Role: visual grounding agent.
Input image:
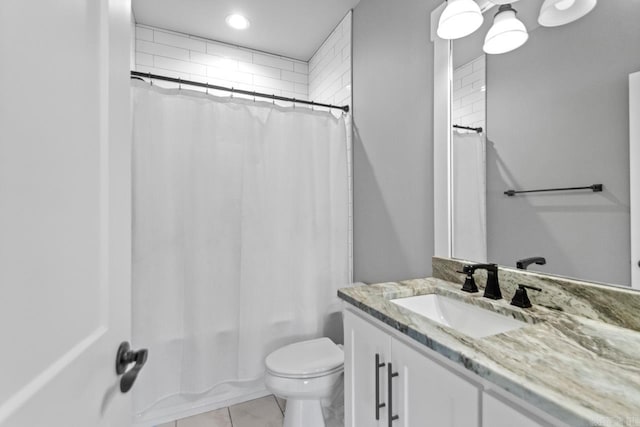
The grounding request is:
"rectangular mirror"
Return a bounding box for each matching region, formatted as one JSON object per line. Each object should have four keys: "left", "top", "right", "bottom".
{"left": 435, "top": 0, "right": 640, "bottom": 288}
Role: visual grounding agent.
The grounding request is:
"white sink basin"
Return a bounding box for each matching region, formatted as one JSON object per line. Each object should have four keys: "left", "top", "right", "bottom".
{"left": 390, "top": 294, "right": 527, "bottom": 339}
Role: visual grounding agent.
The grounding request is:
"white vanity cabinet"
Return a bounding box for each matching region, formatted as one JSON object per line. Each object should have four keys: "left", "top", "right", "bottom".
{"left": 391, "top": 337, "right": 480, "bottom": 426}
{"left": 344, "top": 309, "right": 480, "bottom": 427}
{"left": 482, "top": 392, "right": 554, "bottom": 427}
{"left": 344, "top": 308, "right": 392, "bottom": 426}
{"left": 344, "top": 307, "right": 567, "bottom": 427}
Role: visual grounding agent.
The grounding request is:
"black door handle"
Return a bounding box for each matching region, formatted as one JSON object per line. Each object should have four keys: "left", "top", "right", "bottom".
{"left": 116, "top": 341, "right": 148, "bottom": 393}
{"left": 375, "top": 353, "right": 386, "bottom": 420}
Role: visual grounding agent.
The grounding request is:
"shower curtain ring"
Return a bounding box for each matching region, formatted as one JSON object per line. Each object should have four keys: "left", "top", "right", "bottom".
{"left": 206, "top": 82, "right": 209, "bottom": 95}
{"left": 148, "top": 72, "right": 152, "bottom": 86}
{"left": 293, "top": 98, "right": 296, "bottom": 109}
{"left": 272, "top": 95, "right": 275, "bottom": 105}
{"left": 253, "top": 91, "right": 256, "bottom": 103}
{"left": 231, "top": 88, "right": 234, "bottom": 98}
{"left": 178, "top": 78, "right": 182, "bottom": 90}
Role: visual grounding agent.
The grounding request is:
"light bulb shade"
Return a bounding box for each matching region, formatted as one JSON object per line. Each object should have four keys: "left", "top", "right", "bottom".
{"left": 538, "top": 0, "right": 596, "bottom": 27}
{"left": 437, "top": 0, "right": 484, "bottom": 40}
{"left": 483, "top": 6, "right": 528, "bottom": 54}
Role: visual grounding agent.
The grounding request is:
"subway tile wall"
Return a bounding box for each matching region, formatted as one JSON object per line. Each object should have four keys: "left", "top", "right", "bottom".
{"left": 452, "top": 55, "right": 485, "bottom": 131}
{"left": 309, "top": 12, "right": 352, "bottom": 110}
{"left": 134, "top": 13, "right": 352, "bottom": 111}
{"left": 132, "top": 17, "right": 354, "bottom": 283}
{"left": 307, "top": 12, "right": 353, "bottom": 282}
{"left": 134, "top": 24, "right": 309, "bottom": 103}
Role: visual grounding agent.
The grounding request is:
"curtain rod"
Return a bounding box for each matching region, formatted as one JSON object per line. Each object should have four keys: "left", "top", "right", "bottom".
{"left": 453, "top": 124, "right": 483, "bottom": 133}
{"left": 131, "top": 71, "right": 350, "bottom": 113}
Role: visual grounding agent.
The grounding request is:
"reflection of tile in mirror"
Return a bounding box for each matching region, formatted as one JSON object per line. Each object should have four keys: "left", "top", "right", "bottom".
{"left": 452, "top": 55, "right": 485, "bottom": 132}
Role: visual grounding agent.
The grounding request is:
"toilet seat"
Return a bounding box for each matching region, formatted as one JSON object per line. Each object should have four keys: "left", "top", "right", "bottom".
{"left": 267, "top": 364, "right": 343, "bottom": 379}
{"left": 265, "top": 337, "right": 344, "bottom": 379}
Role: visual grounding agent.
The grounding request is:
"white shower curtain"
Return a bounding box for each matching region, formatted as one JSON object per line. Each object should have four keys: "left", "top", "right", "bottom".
{"left": 452, "top": 131, "right": 487, "bottom": 263}
{"left": 131, "top": 81, "right": 350, "bottom": 421}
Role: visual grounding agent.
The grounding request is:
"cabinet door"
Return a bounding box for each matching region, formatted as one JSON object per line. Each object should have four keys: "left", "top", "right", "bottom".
{"left": 391, "top": 339, "right": 480, "bottom": 427}
{"left": 344, "top": 310, "right": 392, "bottom": 427}
{"left": 483, "top": 392, "right": 554, "bottom": 427}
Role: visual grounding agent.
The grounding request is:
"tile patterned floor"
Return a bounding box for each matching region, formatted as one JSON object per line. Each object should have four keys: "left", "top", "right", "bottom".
{"left": 156, "top": 395, "right": 286, "bottom": 427}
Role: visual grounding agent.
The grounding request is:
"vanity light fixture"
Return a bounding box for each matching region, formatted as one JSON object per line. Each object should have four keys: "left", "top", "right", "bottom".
{"left": 538, "top": 0, "right": 597, "bottom": 27}
{"left": 483, "top": 4, "right": 528, "bottom": 55}
{"left": 437, "top": 0, "right": 484, "bottom": 40}
{"left": 225, "top": 14, "right": 250, "bottom": 30}
{"left": 437, "top": 0, "right": 597, "bottom": 54}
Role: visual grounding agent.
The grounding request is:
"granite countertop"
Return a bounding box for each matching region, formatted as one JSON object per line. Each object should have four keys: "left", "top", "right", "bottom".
{"left": 338, "top": 277, "right": 640, "bottom": 427}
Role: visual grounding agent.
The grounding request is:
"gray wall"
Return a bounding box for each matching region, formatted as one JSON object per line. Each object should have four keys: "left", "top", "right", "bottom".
{"left": 352, "top": 0, "right": 440, "bottom": 283}
{"left": 487, "top": 2, "right": 640, "bottom": 285}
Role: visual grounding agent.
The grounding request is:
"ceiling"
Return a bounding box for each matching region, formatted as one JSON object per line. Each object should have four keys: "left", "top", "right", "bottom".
{"left": 132, "top": 0, "right": 361, "bottom": 61}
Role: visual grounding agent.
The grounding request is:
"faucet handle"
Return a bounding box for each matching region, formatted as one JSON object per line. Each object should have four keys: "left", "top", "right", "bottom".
{"left": 456, "top": 264, "right": 475, "bottom": 274}
{"left": 457, "top": 265, "right": 479, "bottom": 293}
{"left": 510, "top": 284, "right": 542, "bottom": 308}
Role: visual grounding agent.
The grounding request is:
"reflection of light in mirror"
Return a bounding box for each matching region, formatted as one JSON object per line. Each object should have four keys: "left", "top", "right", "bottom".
{"left": 480, "top": 85, "right": 486, "bottom": 92}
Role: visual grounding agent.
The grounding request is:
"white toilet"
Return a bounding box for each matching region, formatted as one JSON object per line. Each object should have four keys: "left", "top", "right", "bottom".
{"left": 265, "top": 337, "right": 344, "bottom": 427}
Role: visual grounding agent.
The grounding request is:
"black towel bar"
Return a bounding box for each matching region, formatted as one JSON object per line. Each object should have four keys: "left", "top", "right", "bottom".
{"left": 453, "top": 124, "right": 483, "bottom": 133}
{"left": 504, "top": 184, "right": 603, "bottom": 197}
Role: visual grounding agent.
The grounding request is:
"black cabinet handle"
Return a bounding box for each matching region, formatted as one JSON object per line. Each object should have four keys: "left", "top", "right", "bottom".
{"left": 116, "top": 341, "right": 148, "bottom": 393}
{"left": 375, "top": 353, "right": 386, "bottom": 420}
{"left": 387, "top": 363, "right": 399, "bottom": 426}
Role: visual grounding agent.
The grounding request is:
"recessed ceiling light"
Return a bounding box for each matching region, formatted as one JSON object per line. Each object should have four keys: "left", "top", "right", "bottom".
{"left": 226, "top": 14, "right": 250, "bottom": 30}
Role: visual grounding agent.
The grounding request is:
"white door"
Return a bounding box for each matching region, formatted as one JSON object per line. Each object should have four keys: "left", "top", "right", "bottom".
{"left": 630, "top": 71, "right": 640, "bottom": 289}
{"left": 391, "top": 339, "right": 480, "bottom": 427}
{"left": 343, "top": 310, "right": 391, "bottom": 427}
{"left": 0, "top": 1, "right": 133, "bottom": 426}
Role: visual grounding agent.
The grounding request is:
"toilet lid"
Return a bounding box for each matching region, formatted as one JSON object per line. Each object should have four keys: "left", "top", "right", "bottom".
{"left": 265, "top": 337, "right": 344, "bottom": 377}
